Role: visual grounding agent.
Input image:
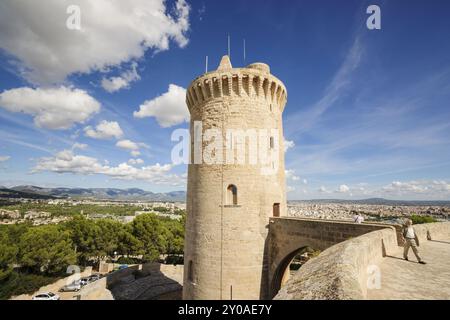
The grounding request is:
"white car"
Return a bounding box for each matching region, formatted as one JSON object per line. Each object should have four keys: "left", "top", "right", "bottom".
{"left": 59, "top": 281, "right": 81, "bottom": 292}
{"left": 80, "top": 274, "right": 101, "bottom": 286}
{"left": 32, "top": 292, "right": 60, "bottom": 300}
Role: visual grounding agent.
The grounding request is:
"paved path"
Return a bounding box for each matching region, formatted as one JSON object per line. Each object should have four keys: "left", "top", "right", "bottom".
{"left": 367, "top": 239, "right": 450, "bottom": 300}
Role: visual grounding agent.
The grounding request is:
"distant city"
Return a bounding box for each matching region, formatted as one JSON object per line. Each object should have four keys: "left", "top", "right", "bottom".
{"left": 2, "top": 185, "right": 450, "bottom": 206}
{"left": 1, "top": 185, "right": 449, "bottom": 228}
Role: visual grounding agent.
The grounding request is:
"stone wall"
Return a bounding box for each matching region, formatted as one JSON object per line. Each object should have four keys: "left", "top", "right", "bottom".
{"left": 105, "top": 264, "right": 141, "bottom": 288}
{"left": 274, "top": 227, "right": 398, "bottom": 300}
{"left": 108, "top": 263, "right": 183, "bottom": 300}
{"left": 268, "top": 217, "right": 392, "bottom": 298}
{"left": 274, "top": 222, "right": 450, "bottom": 300}
{"left": 413, "top": 221, "right": 450, "bottom": 243}
{"left": 183, "top": 56, "right": 288, "bottom": 300}
{"left": 78, "top": 277, "right": 113, "bottom": 300}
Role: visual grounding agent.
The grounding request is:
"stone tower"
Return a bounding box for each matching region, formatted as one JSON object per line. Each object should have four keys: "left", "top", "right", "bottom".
{"left": 183, "top": 56, "right": 287, "bottom": 300}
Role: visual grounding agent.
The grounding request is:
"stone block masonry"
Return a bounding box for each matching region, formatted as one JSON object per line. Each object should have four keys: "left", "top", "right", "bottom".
{"left": 183, "top": 55, "right": 287, "bottom": 300}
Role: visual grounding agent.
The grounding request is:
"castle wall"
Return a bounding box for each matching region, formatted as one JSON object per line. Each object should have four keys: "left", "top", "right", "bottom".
{"left": 267, "top": 217, "right": 393, "bottom": 298}
{"left": 273, "top": 221, "right": 450, "bottom": 300}
{"left": 273, "top": 226, "right": 398, "bottom": 300}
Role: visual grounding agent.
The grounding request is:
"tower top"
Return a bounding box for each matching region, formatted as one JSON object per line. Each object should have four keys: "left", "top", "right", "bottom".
{"left": 217, "top": 55, "right": 232, "bottom": 71}
{"left": 186, "top": 55, "right": 287, "bottom": 114}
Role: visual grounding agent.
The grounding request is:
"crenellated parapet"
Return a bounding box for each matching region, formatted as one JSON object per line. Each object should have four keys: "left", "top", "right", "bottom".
{"left": 186, "top": 56, "right": 287, "bottom": 114}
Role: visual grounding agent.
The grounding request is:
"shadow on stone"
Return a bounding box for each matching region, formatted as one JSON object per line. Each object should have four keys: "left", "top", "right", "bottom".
{"left": 385, "top": 255, "right": 420, "bottom": 263}
{"left": 106, "top": 263, "right": 183, "bottom": 300}
{"left": 429, "top": 240, "right": 450, "bottom": 245}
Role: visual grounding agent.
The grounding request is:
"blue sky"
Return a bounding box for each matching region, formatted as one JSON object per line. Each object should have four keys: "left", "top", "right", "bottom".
{"left": 0, "top": 0, "right": 449, "bottom": 200}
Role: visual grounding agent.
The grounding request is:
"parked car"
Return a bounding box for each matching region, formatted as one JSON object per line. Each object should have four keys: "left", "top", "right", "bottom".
{"left": 59, "top": 281, "right": 81, "bottom": 292}
{"left": 118, "top": 264, "right": 128, "bottom": 270}
{"left": 32, "top": 292, "right": 60, "bottom": 300}
{"left": 79, "top": 277, "right": 90, "bottom": 286}
{"left": 88, "top": 274, "right": 101, "bottom": 282}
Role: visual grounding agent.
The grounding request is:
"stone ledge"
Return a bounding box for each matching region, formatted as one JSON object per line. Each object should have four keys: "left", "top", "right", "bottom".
{"left": 274, "top": 227, "right": 398, "bottom": 300}
{"left": 274, "top": 221, "right": 450, "bottom": 300}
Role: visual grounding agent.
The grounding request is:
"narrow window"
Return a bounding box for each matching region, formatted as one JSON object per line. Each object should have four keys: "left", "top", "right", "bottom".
{"left": 270, "top": 137, "right": 274, "bottom": 149}
{"left": 273, "top": 203, "right": 280, "bottom": 217}
{"left": 227, "top": 184, "right": 238, "bottom": 205}
{"left": 188, "top": 260, "right": 194, "bottom": 281}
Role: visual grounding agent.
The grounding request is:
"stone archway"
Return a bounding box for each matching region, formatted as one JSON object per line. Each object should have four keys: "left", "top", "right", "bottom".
{"left": 270, "top": 246, "right": 319, "bottom": 298}
{"left": 267, "top": 217, "right": 392, "bottom": 299}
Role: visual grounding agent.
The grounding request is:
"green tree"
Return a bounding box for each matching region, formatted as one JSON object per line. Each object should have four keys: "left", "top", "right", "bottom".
{"left": 0, "top": 229, "right": 18, "bottom": 281}
{"left": 94, "top": 219, "right": 124, "bottom": 261}
{"left": 131, "top": 214, "right": 168, "bottom": 262}
{"left": 63, "top": 215, "right": 99, "bottom": 265}
{"left": 411, "top": 214, "right": 437, "bottom": 224}
{"left": 164, "top": 218, "right": 184, "bottom": 254}
{"left": 117, "top": 224, "right": 142, "bottom": 256}
{"left": 19, "top": 225, "right": 76, "bottom": 274}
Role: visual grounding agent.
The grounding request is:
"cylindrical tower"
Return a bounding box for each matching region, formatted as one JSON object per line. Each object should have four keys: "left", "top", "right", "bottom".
{"left": 183, "top": 56, "right": 287, "bottom": 300}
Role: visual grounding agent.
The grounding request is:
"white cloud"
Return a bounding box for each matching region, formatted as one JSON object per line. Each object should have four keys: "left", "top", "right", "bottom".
{"left": 302, "top": 179, "right": 308, "bottom": 185}
{"left": 284, "top": 139, "right": 295, "bottom": 152}
{"left": 101, "top": 62, "right": 140, "bottom": 93}
{"left": 116, "top": 139, "right": 147, "bottom": 157}
{"left": 131, "top": 150, "right": 141, "bottom": 157}
{"left": 318, "top": 186, "right": 329, "bottom": 193}
{"left": 0, "top": 0, "right": 191, "bottom": 84}
{"left": 72, "top": 143, "right": 88, "bottom": 150}
{"left": 34, "top": 149, "right": 105, "bottom": 175}
{"left": 382, "top": 180, "right": 450, "bottom": 196}
{"left": 285, "top": 169, "right": 300, "bottom": 181}
{"left": 287, "top": 186, "right": 296, "bottom": 193}
{"left": 84, "top": 120, "right": 123, "bottom": 140}
{"left": 33, "top": 149, "right": 184, "bottom": 185}
{"left": 337, "top": 184, "right": 350, "bottom": 193}
{"left": 116, "top": 139, "right": 140, "bottom": 150}
{"left": 134, "top": 84, "right": 189, "bottom": 127}
{"left": 0, "top": 156, "right": 11, "bottom": 162}
{"left": 285, "top": 37, "right": 363, "bottom": 136}
{"left": 128, "top": 158, "right": 144, "bottom": 165}
{"left": 0, "top": 86, "right": 100, "bottom": 129}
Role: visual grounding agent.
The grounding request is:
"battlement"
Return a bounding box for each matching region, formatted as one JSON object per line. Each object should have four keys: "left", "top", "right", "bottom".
{"left": 186, "top": 55, "right": 287, "bottom": 113}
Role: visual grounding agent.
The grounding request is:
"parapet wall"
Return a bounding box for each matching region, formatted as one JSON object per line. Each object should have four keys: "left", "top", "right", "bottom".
{"left": 268, "top": 218, "right": 392, "bottom": 298}
{"left": 186, "top": 67, "right": 287, "bottom": 114}
{"left": 274, "top": 227, "right": 397, "bottom": 300}
{"left": 274, "top": 222, "right": 450, "bottom": 300}
{"left": 414, "top": 221, "right": 450, "bottom": 242}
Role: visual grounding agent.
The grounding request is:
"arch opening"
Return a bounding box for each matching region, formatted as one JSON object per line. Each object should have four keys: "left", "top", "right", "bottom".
{"left": 270, "top": 246, "right": 321, "bottom": 298}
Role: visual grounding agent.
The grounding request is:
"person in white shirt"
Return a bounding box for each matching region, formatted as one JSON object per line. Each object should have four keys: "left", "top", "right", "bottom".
{"left": 402, "top": 219, "right": 426, "bottom": 264}
{"left": 353, "top": 213, "right": 364, "bottom": 224}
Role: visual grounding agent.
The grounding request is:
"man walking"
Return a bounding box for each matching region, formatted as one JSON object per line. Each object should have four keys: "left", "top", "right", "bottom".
{"left": 402, "top": 219, "right": 426, "bottom": 264}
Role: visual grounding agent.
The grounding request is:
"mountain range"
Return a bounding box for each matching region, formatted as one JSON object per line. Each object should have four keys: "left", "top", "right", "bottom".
{"left": 1, "top": 186, "right": 449, "bottom": 206}
{"left": 0, "top": 185, "right": 186, "bottom": 202}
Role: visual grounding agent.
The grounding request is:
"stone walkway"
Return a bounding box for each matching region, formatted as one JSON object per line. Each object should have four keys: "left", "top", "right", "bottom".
{"left": 367, "top": 239, "right": 450, "bottom": 300}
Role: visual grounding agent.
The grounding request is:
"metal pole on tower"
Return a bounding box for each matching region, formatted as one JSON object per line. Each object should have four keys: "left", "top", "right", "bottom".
{"left": 228, "top": 34, "right": 230, "bottom": 58}
{"left": 243, "top": 39, "right": 246, "bottom": 62}
{"left": 205, "top": 56, "right": 208, "bottom": 73}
